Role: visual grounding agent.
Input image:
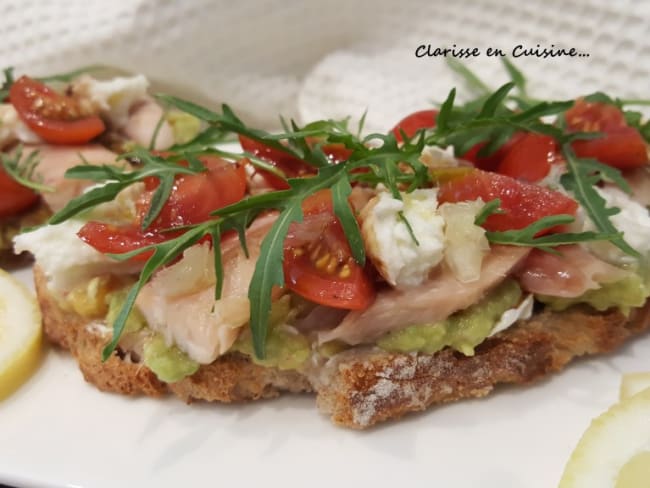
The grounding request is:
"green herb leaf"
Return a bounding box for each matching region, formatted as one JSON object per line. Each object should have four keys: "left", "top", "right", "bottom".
{"left": 169, "top": 125, "right": 232, "bottom": 152}
{"left": 485, "top": 214, "right": 620, "bottom": 252}
{"left": 446, "top": 59, "right": 491, "bottom": 95}
{"left": 398, "top": 211, "right": 420, "bottom": 246}
{"left": 36, "top": 64, "right": 106, "bottom": 83}
{"left": 475, "top": 198, "right": 503, "bottom": 226}
{"left": 210, "top": 227, "right": 224, "bottom": 300}
{"left": 436, "top": 87, "right": 456, "bottom": 132}
{"left": 50, "top": 182, "right": 128, "bottom": 224}
{"left": 560, "top": 144, "right": 640, "bottom": 257}
{"left": 248, "top": 203, "right": 302, "bottom": 359}
{"left": 102, "top": 224, "right": 208, "bottom": 360}
{"left": 1, "top": 146, "right": 54, "bottom": 193}
{"left": 478, "top": 82, "right": 515, "bottom": 118}
{"left": 331, "top": 177, "right": 365, "bottom": 265}
{"left": 0, "top": 67, "right": 15, "bottom": 100}
{"left": 500, "top": 58, "right": 528, "bottom": 97}
{"left": 142, "top": 174, "right": 174, "bottom": 230}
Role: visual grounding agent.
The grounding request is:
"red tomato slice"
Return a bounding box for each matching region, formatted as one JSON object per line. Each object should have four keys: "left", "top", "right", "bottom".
{"left": 9, "top": 76, "right": 105, "bottom": 145}
{"left": 566, "top": 99, "right": 648, "bottom": 169}
{"left": 438, "top": 169, "right": 578, "bottom": 232}
{"left": 78, "top": 223, "right": 165, "bottom": 262}
{"left": 496, "top": 133, "right": 558, "bottom": 183}
{"left": 283, "top": 190, "right": 375, "bottom": 310}
{"left": 136, "top": 156, "right": 247, "bottom": 229}
{"left": 0, "top": 167, "right": 39, "bottom": 218}
{"left": 460, "top": 133, "right": 524, "bottom": 172}
{"left": 566, "top": 99, "right": 627, "bottom": 132}
{"left": 391, "top": 109, "right": 438, "bottom": 142}
{"left": 80, "top": 155, "right": 247, "bottom": 259}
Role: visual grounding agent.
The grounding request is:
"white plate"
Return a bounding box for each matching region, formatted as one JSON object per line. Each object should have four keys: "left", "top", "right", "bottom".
{"left": 1, "top": 266, "right": 649, "bottom": 488}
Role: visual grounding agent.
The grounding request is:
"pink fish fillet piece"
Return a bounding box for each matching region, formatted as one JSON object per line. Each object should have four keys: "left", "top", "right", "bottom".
{"left": 25, "top": 144, "right": 118, "bottom": 212}
{"left": 319, "top": 245, "right": 530, "bottom": 345}
{"left": 516, "top": 245, "right": 629, "bottom": 298}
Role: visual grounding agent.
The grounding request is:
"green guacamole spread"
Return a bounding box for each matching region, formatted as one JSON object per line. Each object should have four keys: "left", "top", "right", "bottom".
{"left": 537, "top": 274, "right": 649, "bottom": 316}
{"left": 143, "top": 334, "right": 199, "bottom": 383}
{"left": 377, "top": 280, "right": 522, "bottom": 356}
{"left": 232, "top": 296, "right": 310, "bottom": 370}
{"left": 106, "top": 289, "right": 146, "bottom": 334}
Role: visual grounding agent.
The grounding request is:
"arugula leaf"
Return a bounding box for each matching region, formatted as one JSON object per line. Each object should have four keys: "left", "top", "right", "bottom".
{"left": 560, "top": 144, "right": 640, "bottom": 257}
{"left": 500, "top": 58, "right": 528, "bottom": 97}
{"left": 478, "top": 82, "right": 515, "bottom": 118}
{"left": 37, "top": 64, "right": 106, "bottom": 83}
{"left": 148, "top": 111, "right": 167, "bottom": 150}
{"left": 485, "top": 214, "right": 620, "bottom": 252}
{"left": 475, "top": 198, "right": 503, "bottom": 226}
{"left": 0, "top": 67, "right": 15, "bottom": 100}
{"left": 1, "top": 146, "right": 54, "bottom": 193}
{"left": 445, "top": 59, "right": 491, "bottom": 95}
{"left": 142, "top": 175, "right": 174, "bottom": 229}
{"left": 0, "top": 65, "right": 106, "bottom": 99}
{"left": 102, "top": 224, "right": 208, "bottom": 360}
{"left": 49, "top": 150, "right": 204, "bottom": 226}
{"left": 248, "top": 204, "right": 302, "bottom": 358}
{"left": 169, "top": 125, "right": 232, "bottom": 152}
{"left": 50, "top": 182, "right": 128, "bottom": 224}
{"left": 435, "top": 87, "right": 456, "bottom": 132}
{"left": 331, "top": 177, "right": 365, "bottom": 265}
{"left": 210, "top": 227, "right": 224, "bottom": 300}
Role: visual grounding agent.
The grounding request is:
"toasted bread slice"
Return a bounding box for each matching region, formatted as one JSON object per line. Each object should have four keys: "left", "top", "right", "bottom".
{"left": 34, "top": 266, "right": 650, "bottom": 429}
{"left": 0, "top": 201, "right": 50, "bottom": 266}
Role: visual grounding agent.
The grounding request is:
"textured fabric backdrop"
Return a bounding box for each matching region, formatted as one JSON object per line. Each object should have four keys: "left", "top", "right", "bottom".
{"left": 1, "top": 0, "right": 648, "bottom": 131}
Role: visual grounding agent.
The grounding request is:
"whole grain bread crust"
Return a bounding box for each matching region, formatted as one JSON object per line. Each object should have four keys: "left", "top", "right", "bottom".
{"left": 34, "top": 266, "right": 650, "bottom": 429}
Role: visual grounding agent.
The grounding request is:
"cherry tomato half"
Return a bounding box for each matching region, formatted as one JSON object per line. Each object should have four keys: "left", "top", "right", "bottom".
{"left": 0, "top": 167, "right": 39, "bottom": 218}
{"left": 283, "top": 189, "right": 375, "bottom": 310}
{"left": 566, "top": 99, "right": 648, "bottom": 169}
{"left": 10, "top": 76, "right": 105, "bottom": 145}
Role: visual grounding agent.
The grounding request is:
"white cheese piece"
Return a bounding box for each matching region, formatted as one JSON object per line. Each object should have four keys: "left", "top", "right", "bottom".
{"left": 0, "top": 103, "right": 42, "bottom": 148}
{"left": 488, "top": 294, "right": 534, "bottom": 337}
{"left": 582, "top": 186, "right": 650, "bottom": 263}
{"left": 362, "top": 189, "right": 445, "bottom": 288}
{"left": 74, "top": 74, "right": 149, "bottom": 128}
{"left": 419, "top": 145, "right": 458, "bottom": 168}
{"left": 13, "top": 220, "right": 142, "bottom": 294}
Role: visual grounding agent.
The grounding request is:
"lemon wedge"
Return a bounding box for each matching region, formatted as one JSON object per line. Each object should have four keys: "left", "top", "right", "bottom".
{"left": 0, "top": 269, "right": 42, "bottom": 400}
{"left": 620, "top": 373, "right": 650, "bottom": 401}
{"left": 559, "top": 387, "right": 650, "bottom": 488}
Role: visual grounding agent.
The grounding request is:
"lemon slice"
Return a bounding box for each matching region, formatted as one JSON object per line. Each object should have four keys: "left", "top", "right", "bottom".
{"left": 620, "top": 373, "right": 650, "bottom": 400}
{"left": 559, "top": 387, "right": 650, "bottom": 488}
{"left": 0, "top": 269, "right": 42, "bottom": 400}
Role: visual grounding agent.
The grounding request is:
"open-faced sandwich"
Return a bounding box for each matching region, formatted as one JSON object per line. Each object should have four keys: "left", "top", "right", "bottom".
{"left": 1, "top": 67, "right": 201, "bottom": 261}
{"left": 14, "top": 64, "right": 650, "bottom": 428}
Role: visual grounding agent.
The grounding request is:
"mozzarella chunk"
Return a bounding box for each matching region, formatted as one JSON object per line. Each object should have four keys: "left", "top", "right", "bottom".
{"left": 419, "top": 145, "right": 458, "bottom": 168}
{"left": 488, "top": 294, "right": 534, "bottom": 337}
{"left": 362, "top": 189, "right": 445, "bottom": 288}
{"left": 73, "top": 74, "right": 149, "bottom": 127}
{"left": 583, "top": 186, "right": 650, "bottom": 263}
{"left": 13, "top": 220, "right": 141, "bottom": 294}
{"left": 0, "top": 104, "right": 41, "bottom": 148}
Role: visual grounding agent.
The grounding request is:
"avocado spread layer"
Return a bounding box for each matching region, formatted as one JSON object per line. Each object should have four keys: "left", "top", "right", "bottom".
{"left": 377, "top": 280, "right": 522, "bottom": 356}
